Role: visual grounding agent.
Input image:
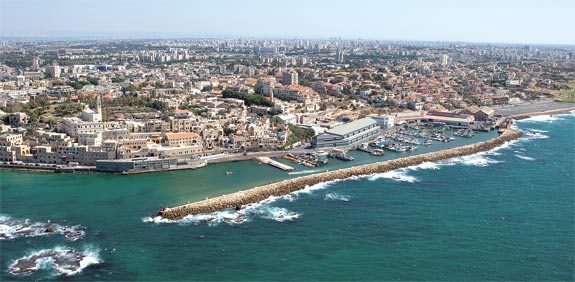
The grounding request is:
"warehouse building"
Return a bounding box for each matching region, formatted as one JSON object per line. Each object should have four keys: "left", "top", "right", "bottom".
{"left": 311, "top": 117, "right": 383, "bottom": 148}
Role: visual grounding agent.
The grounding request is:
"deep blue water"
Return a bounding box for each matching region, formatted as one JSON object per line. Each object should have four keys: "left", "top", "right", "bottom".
{"left": 1, "top": 113, "right": 573, "bottom": 281}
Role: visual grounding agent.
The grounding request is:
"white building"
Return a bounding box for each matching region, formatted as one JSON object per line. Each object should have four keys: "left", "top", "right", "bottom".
{"left": 439, "top": 54, "right": 448, "bottom": 66}
{"left": 47, "top": 65, "right": 61, "bottom": 78}
{"left": 59, "top": 98, "right": 103, "bottom": 139}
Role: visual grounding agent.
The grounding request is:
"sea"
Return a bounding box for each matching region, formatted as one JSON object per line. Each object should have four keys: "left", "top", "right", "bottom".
{"left": 1, "top": 112, "right": 573, "bottom": 281}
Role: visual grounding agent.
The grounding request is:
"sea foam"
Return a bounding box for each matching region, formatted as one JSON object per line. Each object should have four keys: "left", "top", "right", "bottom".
{"left": 8, "top": 246, "right": 100, "bottom": 277}
{"left": 324, "top": 192, "right": 350, "bottom": 202}
{"left": 518, "top": 114, "right": 562, "bottom": 123}
{"left": 367, "top": 170, "right": 420, "bottom": 183}
{"left": 143, "top": 199, "right": 301, "bottom": 226}
{"left": 0, "top": 214, "right": 85, "bottom": 241}
{"left": 515, "top": 154, "right": 535, "bottom": 161}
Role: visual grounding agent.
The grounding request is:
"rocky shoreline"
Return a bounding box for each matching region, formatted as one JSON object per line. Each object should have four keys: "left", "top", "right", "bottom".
{"left": 158, "top": 129, "right": 523, "bottom": 220}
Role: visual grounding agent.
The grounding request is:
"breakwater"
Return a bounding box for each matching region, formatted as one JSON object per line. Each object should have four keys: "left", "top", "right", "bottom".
{"left": 158, "top": 129, "right": 523, "bottom": 220}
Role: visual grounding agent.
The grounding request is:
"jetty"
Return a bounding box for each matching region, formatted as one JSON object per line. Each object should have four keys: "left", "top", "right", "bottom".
{"left": 158, "top": 129, "right": 523, "bottom": 220}
{"left": 255, "top": 157, "right": 294, "bottom": 171}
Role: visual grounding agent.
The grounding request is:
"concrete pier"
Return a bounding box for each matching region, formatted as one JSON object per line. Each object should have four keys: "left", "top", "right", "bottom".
{"left": 158, "top": 129, "right": 523, "bottom": 220}
{"left": 255, "top": 157, "right": 295, "bottom": 171}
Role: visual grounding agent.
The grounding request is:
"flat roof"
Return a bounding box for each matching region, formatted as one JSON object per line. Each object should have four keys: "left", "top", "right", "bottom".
{"left": 327, "top": 117, "right": 377, "bottom": 136}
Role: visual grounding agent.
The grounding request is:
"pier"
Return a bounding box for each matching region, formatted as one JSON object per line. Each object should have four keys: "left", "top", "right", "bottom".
{"left": 255, "top": 157, "right": 294, "bottom": 171}
{"left": 158, "top": 129, "right": 523, "bottom": 220}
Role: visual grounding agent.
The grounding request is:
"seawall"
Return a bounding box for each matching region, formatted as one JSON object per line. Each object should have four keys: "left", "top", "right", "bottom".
{"left": 158, "top": 129, "right": 523, "bottom": 220}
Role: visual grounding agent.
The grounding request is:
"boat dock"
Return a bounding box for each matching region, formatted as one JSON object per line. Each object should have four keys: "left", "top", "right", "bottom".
{"left": 255, "top": 157, "right": 294, "bottom": 171}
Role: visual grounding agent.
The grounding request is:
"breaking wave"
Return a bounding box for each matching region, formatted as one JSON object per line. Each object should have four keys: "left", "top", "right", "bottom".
{"left": 515, "top": 154, "right": 535, "bottom": 161}
{"left": 8, "top": 246, "right": 100, "bottom": 277}
{"left": 524, "top": 131, "right": 550, "bottom": 140}
{"left": 143, "top": 200, "right": 301, "bottom": 226}
{"left": 143, "top": 206, "right": 299, "bottom": 226}
{"left": 0, "top": 214, "right": 85, "bottom": 241}
{"left": 439, "top": 152, "right": 501, "bottom": 167}
{"left": 367, "top": 170, "right": 420, "bottom": 183}
{"left": 407, "top": 161, "right": 440, "bottom": 171}
{"left": 518, "top": 115, "right": 562, "bottom": 123}
{"left": 324, "top": 192, "right": 350, "bottom": 202}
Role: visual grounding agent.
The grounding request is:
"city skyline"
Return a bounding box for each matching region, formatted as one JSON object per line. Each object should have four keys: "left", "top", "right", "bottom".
{"left": 1, "top": 0, "right": 574, "bottom": 45}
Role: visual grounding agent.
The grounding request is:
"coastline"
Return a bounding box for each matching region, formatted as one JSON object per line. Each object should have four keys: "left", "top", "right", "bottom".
{"left": 158, "top": 128, "right": 523, "bottom": 220}
{"left": 508, "top": 106, "right": 575, "bottom": 120}
{"left": 2, "top": 105, "right": 571, "bottom": 175}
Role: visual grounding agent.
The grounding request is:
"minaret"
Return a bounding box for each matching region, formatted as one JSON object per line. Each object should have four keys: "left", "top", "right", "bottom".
{"left": 97, "top": 94, "right": 102, "bottom": 115}
{"left": 97, "top": 93, "right": 105, "bottom": 129}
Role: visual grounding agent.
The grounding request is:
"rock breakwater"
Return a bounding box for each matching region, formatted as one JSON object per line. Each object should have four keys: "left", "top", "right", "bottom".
{"left": 159, "top": 129, "right": 522, "bottom": 220}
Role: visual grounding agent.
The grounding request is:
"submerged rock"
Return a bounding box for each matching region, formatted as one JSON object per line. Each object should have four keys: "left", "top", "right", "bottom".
{"left": 9, "top": 248, "right": 97, "bottom": 276}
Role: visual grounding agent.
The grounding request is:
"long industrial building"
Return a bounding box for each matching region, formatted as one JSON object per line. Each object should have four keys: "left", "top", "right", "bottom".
{"left": 311, "top": 117, "right": 384, "bottom": 148}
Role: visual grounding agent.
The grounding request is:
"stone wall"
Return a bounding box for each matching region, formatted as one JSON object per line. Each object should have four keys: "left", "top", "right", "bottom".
{"left": 159, "top": 129, "right": 523, "bottom": 220}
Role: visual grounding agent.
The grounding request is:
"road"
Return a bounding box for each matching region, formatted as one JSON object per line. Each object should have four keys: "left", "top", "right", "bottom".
{"left": 493, "top": 100, "right": 574, "bottom": 117}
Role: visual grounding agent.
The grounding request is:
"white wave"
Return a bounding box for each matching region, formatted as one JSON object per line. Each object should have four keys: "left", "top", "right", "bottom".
{"left": 368, "top": 170, "right": 420, "bottom": 183}
{"left": 324, "top": 192, "right": 350, "bottom": 202}
{"left": 525, "top": 128, "right": 549, "bottom": 133}
{"left": 8, "top": 246, "right": 100, "bottom": 277}
{"left": 487, "top": 139, "right": 519, "bottom": 155}
{"left": 407, "top": 161, "right": 440, "bottom": 171}
{"left": 0, "top": 214, "right": 85, "bottom": 241}
{"left": 291, "top": 180, "right": 336, "bottom": 195}
{"left": 515, "top": 154, "right": 535, "bottom": 161}
{"left": 288, "top": 169, "right": 322, "bottom": 175}
{"left": 524, "top": 131, "right": 550, "bottom": 139}
{"left": 260, "top": 207, "right": 300, "bottom": 222}
{"left": 517, "top": 115, "right": 561, "bottom": 123}
{"left": 143, "top": 200, "right": 301, "bottom": 226}
{"left": 440, "top": 151, "right": 501, "bottom": 167}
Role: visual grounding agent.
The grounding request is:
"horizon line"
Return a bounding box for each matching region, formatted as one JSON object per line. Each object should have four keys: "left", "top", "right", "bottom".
{"left": 1, "top": 34, "right": 575, "bottom": 47}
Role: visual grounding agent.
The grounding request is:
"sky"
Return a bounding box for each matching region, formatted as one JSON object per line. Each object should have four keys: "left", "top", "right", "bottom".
{"left": 1, "top": 0, "right": 574, "bottom": 44}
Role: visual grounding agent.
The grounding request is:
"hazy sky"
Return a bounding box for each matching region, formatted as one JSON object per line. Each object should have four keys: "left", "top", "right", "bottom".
{"left": 1, "top": 0, "right": 574, "bottom": 44}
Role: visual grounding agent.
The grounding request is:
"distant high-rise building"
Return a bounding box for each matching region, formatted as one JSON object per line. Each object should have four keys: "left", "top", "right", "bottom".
{"left": 439, "top": 54, "right": 448, "bottom": 66}
{"left": 336, "top": 49, "right": 344, "bottom": 63}
{"left": 46, "top": 65, "right": 61, "bottom": 78}
{"left": 218, "top": 65, "right": 227, "bottom": 74}
{"left": 31, "top": 57, "right": 40, "bottom": 70}
{"left": 282, "top": 71, "right": 298, "bottom": 86}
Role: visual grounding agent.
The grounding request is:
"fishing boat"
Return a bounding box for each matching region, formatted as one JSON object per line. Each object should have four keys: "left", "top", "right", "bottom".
{"left": 316, "top": 150, "right": 329, "bottom": 157}
{"left": 328, "top": 148, "right": 354, "bottom": 161}
{"left": 370, "top": 149, "right": 385, "bottom": 156}
{"left": 357, "top": 143, "right": 371, "bottom": 152}
{"left": 226, "top": 171, "right": 233, "bottom": 175}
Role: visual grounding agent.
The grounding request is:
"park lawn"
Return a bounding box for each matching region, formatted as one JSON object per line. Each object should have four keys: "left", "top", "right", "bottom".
{"left": 560, "top": 89, "right": 575, "bottom": 102}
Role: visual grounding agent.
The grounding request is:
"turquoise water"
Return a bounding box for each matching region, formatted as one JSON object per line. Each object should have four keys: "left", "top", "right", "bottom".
{"left": 1, "top": 114, "right": 573, "bottom": 281}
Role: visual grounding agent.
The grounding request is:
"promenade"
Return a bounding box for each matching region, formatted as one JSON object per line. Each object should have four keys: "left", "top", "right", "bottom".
{"left": 158, "top": 129, "right": 523, "bottom": 220}
{"left": 493, "top": 100, "right": 574, "bottom": 117}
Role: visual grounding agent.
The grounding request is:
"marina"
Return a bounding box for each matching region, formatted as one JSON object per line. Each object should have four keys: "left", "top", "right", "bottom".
{"left": 158, "top": 128, "right": 523, "bottom": 220}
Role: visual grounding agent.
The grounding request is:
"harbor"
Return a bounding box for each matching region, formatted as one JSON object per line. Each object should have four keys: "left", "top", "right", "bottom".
{"left": 158, "top": 128, "right": 523, "bottom": 220}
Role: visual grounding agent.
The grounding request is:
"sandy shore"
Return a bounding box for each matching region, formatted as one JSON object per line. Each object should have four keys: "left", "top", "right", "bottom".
{"left": 158, "top": 129, "right": 523, "bottom": 220}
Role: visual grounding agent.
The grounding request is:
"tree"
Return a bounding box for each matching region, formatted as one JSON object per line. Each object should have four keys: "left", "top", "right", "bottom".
{"left": 221, "top": 90, "right": 274, "bottom": 107}
{"left": 86, "top": 77, "right": 99, "bottom": 85}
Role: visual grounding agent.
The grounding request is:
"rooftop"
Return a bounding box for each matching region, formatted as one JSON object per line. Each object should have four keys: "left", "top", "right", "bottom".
{"left": 165, "top": 132, "right": 199, "bottom": 139}
{"left": 327, "top": 117, "right": 377, "bottom": 136}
